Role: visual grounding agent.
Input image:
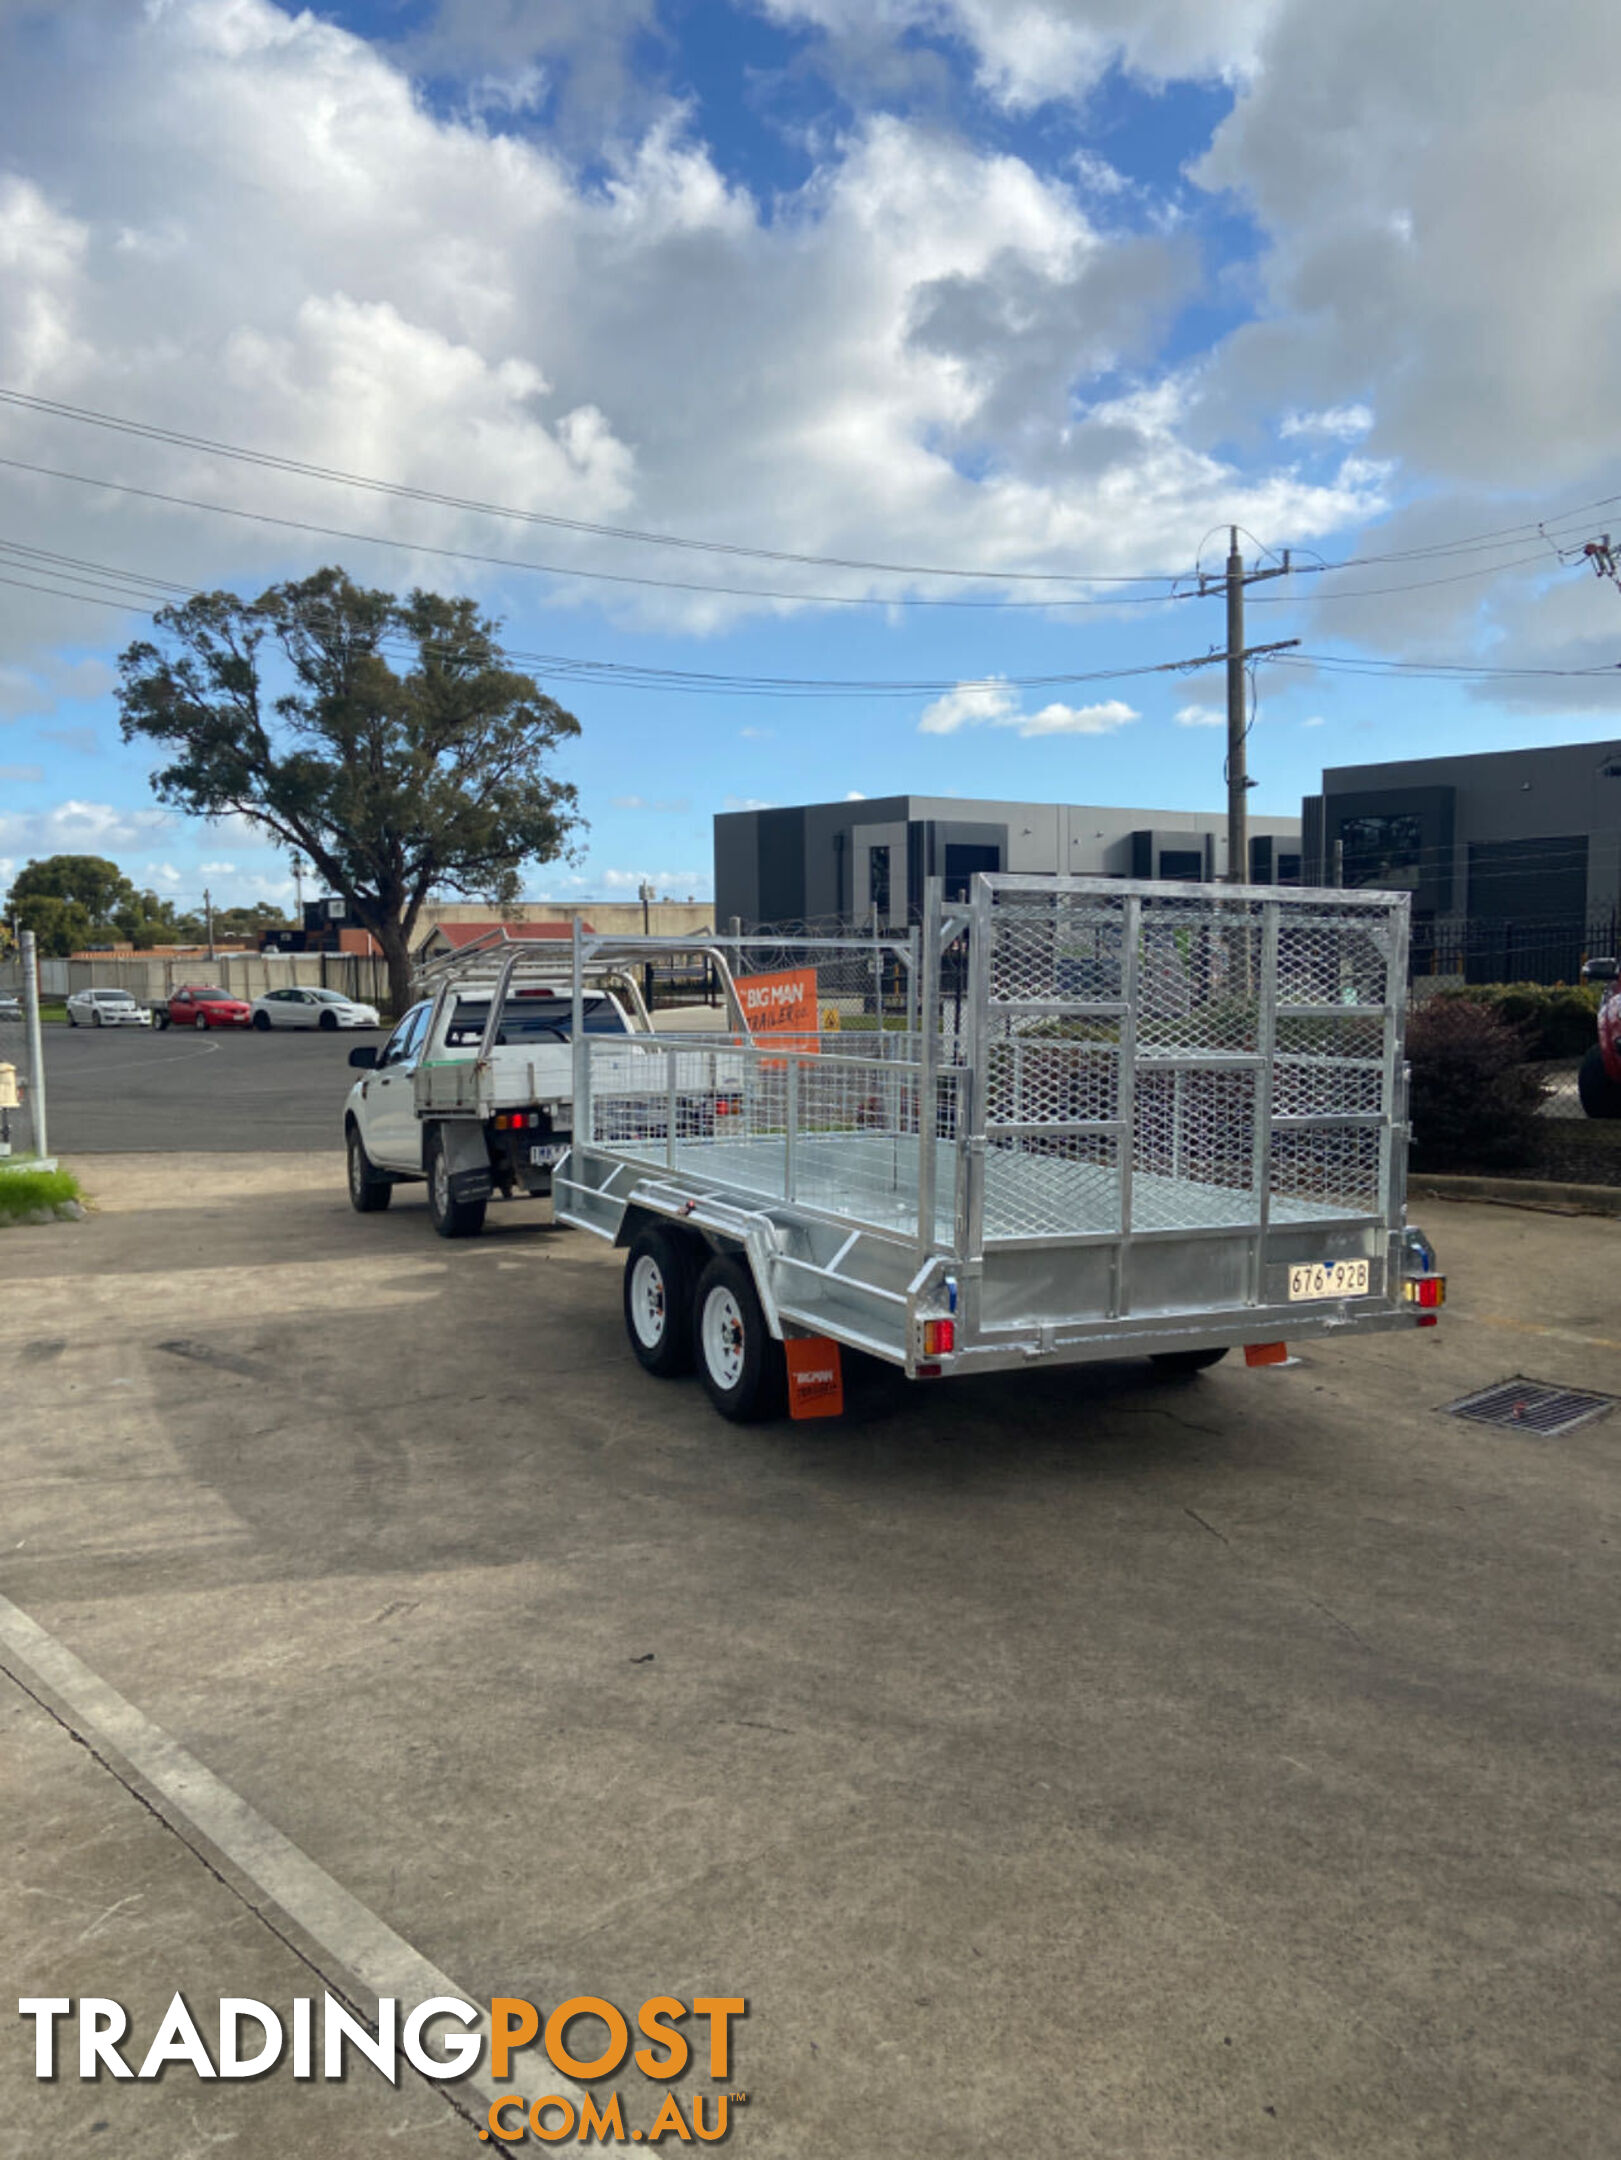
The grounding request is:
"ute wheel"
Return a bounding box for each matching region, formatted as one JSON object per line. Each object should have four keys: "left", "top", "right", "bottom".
{"left": 694, "top": 1252, "right": 786, "bottom": 1422}
{"left": 252, "top": 1010, "right": 271, "bottom": 1031}
{"left": 1577, "top": 1043, "right": 1621, "bottom": 1119}
{"left": 346, "top": 1124, "right": 392, "bottom": 1213}
{"left": 623, "top": 1223, "right": 700, "bottom": 1377}
{"left": 426, "top": 1127, "right": 485, "bottom": 1239}
{"left": 1150, "top": 1347, "right": 1229, "bottom": 1376}
{"left": 319, "top": 1009, "right": 339, "bottom": 1032}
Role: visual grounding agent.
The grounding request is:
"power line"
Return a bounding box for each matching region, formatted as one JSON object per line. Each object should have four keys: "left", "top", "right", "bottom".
{"left": 8, "top": 381, "right": 1621, "bottom": 588}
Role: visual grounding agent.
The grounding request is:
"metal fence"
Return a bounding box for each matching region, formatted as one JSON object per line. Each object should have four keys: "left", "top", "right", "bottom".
{"left": 1411, "top": 909, "right": 1620, "bottom": 987}
{"left": 0, "top": 950, "right": 392, "bottom": 1010}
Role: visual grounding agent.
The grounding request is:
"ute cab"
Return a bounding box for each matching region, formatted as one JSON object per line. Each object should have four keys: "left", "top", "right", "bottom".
{"left": 342, "top": 969, "right": 643, "bottom": 1237}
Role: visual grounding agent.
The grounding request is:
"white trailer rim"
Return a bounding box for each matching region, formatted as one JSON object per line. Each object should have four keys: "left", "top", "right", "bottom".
{"left": 629, "top": 1254, "right": 667, "bottom": 1347}
{"left": 701, "top": 1285, "right": 746, "bottom": 1390}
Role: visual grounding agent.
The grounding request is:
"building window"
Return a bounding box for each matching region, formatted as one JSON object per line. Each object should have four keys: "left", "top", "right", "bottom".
{"left": 1276, "top": 853, "right": 1302, "bottom": 887}
{"left": 1339, "top": 812, "right": 1424, "bottom": 890}
{"left": 869, "top": 844, "right": 891, "bottom": 920}
{"left": 944, "top": 843, "right": 1000, "bottom": 901}
{"left": 1158, "top": 849, "right": 1203, "bottom": 881}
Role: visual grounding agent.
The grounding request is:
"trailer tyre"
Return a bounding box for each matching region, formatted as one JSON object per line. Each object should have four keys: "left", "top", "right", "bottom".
{"left": 426, "top": 1127, "right": 486, "bottom": 1239}
{"left": 1150, "top": 1347, "right": 1229, "bottom": 1376}
{"left": 346, "top": 1124, "right": 393, "bottom": 1213}
{"left": 624, "top": 1224, "right": 699, "bottom": 1377}
{"left": 694, "top": 1253, "right": 786, "bottom": 1423}
{"left": 1577, "top": 1043, "right": 1621, "bottom": 1119}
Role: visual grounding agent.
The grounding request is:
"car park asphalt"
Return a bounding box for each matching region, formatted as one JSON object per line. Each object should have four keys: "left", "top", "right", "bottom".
{"left": 35, "top": 1017, "right": 374, "bottom": 1151}
{"left": 2, "top": 1158, "right": 1618, "bottom": 2158}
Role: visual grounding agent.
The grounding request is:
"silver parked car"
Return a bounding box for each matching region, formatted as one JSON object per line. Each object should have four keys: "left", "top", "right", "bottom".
{"left": 250, "top": 986, "right": 380, "bottom": 1032}
{"left": 66, "top": 987, "right": 153, "bottom": 1028}
{"left": 0, "top": 991, "right": 22, "bottom": 1023}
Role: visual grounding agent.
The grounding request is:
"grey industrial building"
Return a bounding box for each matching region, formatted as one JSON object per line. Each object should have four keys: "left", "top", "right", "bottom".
{"left": 1304, "top": 738, "right": 1621, "bottom": 981}
{"left": 714, "top": 795, "right": 1304, "bottom": 931}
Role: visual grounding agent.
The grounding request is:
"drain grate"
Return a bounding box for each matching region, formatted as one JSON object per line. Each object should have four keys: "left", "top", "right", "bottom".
{"left": 1442, "top": 1378, "right": 1616, "bottom": 1438}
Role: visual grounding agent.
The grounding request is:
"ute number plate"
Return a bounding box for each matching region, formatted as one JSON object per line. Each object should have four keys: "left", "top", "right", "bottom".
{"left": 1288, "top": 1259, "right": 1369, "bottom": 1301}
{"left": 529, "top": 1142, "right": 567, "bottom": 1167}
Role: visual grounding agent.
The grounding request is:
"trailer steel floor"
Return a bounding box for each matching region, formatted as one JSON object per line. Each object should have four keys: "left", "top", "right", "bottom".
{"left": 602, "top": 1130, "right": 1363, "bottom": 1241}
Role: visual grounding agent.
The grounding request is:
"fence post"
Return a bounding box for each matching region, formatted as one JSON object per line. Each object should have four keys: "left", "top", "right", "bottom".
{"left": 19, "top": 929, "right": 47, "bottom": 1159}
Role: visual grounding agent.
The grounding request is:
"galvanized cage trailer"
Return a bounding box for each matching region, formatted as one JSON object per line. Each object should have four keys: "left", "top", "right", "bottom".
{"left": 557, "top": 875, "right": 1443, "bottom": 1420}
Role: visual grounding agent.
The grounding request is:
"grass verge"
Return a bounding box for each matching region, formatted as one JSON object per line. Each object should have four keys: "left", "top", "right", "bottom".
{"left": 0, "top": 1163, "right": 84, "bottom": 1224}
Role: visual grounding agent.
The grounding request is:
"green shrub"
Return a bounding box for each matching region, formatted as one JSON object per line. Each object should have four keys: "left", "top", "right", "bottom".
{"left": 0, "top": 1164, "right": 83, "bottom": 1224}
{"left": 1407, "top": 1000, "right": 1546, "bottom": 1170}
{"left": 1430, "top": 981, "right": 1599, "bottom": 1059}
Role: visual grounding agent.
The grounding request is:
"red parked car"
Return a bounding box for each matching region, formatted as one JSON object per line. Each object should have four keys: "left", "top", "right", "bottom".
{"left": 156, "top": 983, "right": 255, "bottom": 1031}
{"left": 1578, "top": 955, "right": 1621, "bottom": 1118}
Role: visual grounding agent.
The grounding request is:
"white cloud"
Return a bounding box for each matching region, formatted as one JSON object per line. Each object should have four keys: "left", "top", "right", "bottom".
{"left": 198, "top": 858, "right": 238, "bottom": 873}
{"left": 844, "top": 789, "right": 867, "bottom": 799}
{"left": 738, "top": 727, "right": 774, "bottom": 740}
{"left": 152, "top": 862, "right": 182, "bottom": 884}
{"left": 1175, "top": 703, "right": 1224, "bottom": 727}
{"left": 754, "top": 1, "right": 1282, "bottom": 110}
{"left": 0, "top": 0, "right": 1388, "bottom": 677}
{"left": 0, "top": 799, "right": 171, "bottom": 854}
{"left": 0, "top": 762, "right": 44, "bottom": 782}
{"left": 920, "top": 679, "right": 1137, "bottom": 737}
{"left": 918, "top": 680, "right": 1020, "bottom": 735}
{"left": 612, "top": 793, "right": 690, "bottom": 811}
{"left": 1301, "top": 715, "right": 1326, "bottom": 728}
{"left": 1013, "top": 699, "right": 1138, "bottom": 737}
{"left": 1280, "top": 404, "right": 1374, "bottom": 442}
{"left": 722, "top": 794, "right": 774, "bottom": 811}
{"left": 596, "top": 866, "right": 711, "bottom": 895}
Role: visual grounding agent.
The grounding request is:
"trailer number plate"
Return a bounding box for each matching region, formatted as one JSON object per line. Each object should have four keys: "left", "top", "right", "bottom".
{"left": 1289, "top": 1260, "right": 1369, "bottom": 1301}
{"left": 529, "top": 1142, "right": 567, "bottom": 1167}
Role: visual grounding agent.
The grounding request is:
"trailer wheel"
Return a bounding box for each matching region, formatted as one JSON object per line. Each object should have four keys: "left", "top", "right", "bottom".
{"left": 1577, "top": 1043, "right": 1621, "bottom": 1118}
{"left": 346, "top": 1123, "right": 392, "bottom": 1213}
{"left": 623, "top": 1224, "right": 699, "bottom": 1377}
{"left": 694, "top": 1253, "right": 786, "bottom": 1422}
{"left": 1150, "top": 1347, "right": 1229, "bottom": 1376}
{"left": 426, "top": 1127, "right": 486, "bottom": 1239}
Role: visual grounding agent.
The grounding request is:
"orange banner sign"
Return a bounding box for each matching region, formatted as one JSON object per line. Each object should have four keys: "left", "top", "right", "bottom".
{"left": 735, "top": 966, "right": 818, "bottom": 1047}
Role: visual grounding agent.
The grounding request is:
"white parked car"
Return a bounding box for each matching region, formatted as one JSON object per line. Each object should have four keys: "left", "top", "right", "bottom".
{"left": 0, "top": 991, "right": 21, "bottom": 1023}
{"left": 251, "top": 987, "right": 380, "bottom": 1033}
{"left": 67, "top": 987, "right": 152, "bottom": 1028}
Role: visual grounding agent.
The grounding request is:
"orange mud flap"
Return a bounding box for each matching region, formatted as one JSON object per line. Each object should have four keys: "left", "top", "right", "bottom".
{"left": 785, "top": 1337, "right": 845, "bottom": 1419}
{"left": 1244, "top": 1342, "right": 1289, "bottom": 1368}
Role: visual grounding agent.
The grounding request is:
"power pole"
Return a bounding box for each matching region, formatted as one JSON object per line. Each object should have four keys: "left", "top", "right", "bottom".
{"left": 1201, "top": 530, "right": 1292, "bottom": 882}
{"left": 291, "top": 855, "right": 305, "bottom": 920}
{"left": 205, "top": 888, "right": 215, "bottom": 961}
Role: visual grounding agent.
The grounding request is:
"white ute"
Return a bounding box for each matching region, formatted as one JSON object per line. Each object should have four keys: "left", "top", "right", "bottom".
{"left": 341, "top": 932, "right": 714, "bottom": 1238}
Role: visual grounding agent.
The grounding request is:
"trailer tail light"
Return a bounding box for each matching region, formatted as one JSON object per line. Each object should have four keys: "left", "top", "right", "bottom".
{"left": 1244, "top": 1342, "right": 1288, "bottom": 1367}
{"left": 922, "top": 1319, "right": 955, "bottom": 1357}
{"left": 1403, "top": 1275, "right": 1446, "bottom": 1309}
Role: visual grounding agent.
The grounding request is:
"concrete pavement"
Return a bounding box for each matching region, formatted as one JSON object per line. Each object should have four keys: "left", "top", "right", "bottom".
{"left": 2, "top": 1157, "right": 1617, "bottom": 2156}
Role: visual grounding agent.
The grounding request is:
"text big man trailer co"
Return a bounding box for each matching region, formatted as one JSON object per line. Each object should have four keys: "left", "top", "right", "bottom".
{"left": 555, "top": 875, "right": 1446, "bottom": 1424}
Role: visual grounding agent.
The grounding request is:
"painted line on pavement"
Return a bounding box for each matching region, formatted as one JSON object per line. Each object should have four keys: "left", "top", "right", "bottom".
{"left": 0, "top": 1589, "right": 580, "bottom": 2122}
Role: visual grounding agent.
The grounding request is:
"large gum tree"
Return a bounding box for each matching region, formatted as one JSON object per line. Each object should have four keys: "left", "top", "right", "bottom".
{"left": 118, "top": 568, "right": 583, "bottom": 1018}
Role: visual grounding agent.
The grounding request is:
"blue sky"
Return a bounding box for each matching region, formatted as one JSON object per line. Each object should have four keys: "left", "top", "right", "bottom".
{"left": 2, "top": 0, "right": 1620, "bottom": 914}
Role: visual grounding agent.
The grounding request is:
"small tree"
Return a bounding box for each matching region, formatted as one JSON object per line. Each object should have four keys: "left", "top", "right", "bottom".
{"left": 8, "top": 853, "right": 135, "bottom": 952}
{"left": 1407, "top": 998, "right": 1547, "bottom": 1170}
{"left": 118, "top": 569, "right": 583, "bottom": 1016}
